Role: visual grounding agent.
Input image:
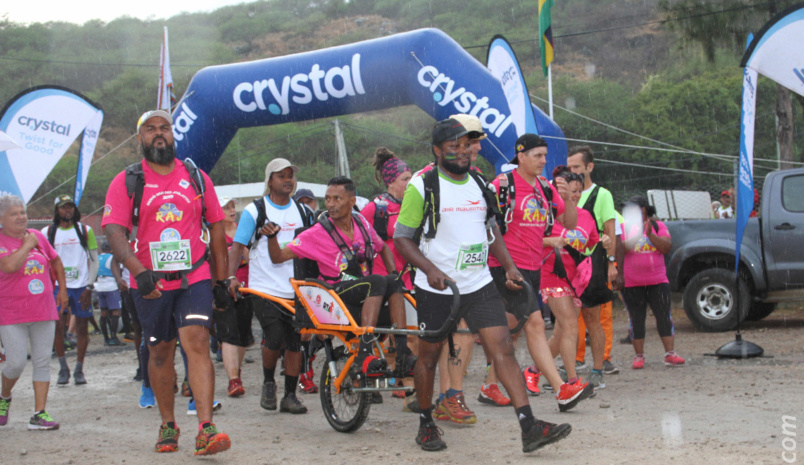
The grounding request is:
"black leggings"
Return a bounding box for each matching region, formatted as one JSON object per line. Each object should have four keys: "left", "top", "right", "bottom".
{"left": 622, "top": 283, "right": 674, "bottom": 340}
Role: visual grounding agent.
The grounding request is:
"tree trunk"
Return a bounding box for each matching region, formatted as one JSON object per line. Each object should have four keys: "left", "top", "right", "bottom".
{"left": 776, "top": 84, "right": 794, "bottom": 170}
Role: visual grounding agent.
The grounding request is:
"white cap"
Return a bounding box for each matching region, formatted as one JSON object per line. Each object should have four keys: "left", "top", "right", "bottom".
{"left": 137, "top": 110, "right": 173, "bottom": 131}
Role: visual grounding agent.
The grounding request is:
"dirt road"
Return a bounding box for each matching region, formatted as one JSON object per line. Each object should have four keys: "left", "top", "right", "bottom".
{"left": 1, "top": 304, "right": 802, "bottom": 464}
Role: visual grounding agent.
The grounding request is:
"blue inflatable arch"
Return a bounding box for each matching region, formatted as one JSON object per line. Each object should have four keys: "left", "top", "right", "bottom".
{"left": 173, "top": 28, "right": 567, "bottom": 175}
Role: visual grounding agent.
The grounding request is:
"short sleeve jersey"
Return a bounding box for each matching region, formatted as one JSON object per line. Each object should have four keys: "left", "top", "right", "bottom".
{"left": 287, "top": 214, "right": 383, "bottom": 284}
{"left": 95, "top": 253, "right": 118, "bottom": 292}
{"left": 41, "top": 224, "right": 97, "bottom": 289}
{"left": 396, "top": 170, "right": 493, "bottom": 295}
{"left": 101, "top": 160, "right": 225, "bottom": 291}
{"left": 233, "top": 197, "right": 307, "bottom": 298}
{"left": 488, "top": 170, "right": 565, "bottom": 270}
{"left": 0, "top": 229, "right": 59, "bottom": 325}
{"left": 360, "top": 197, "right": 412, "bottom": 289}
{"left": 578, "top": 184, "right": 616, "bottom": 234}
{"left": 622, "top": 220, "right": 671, "bottom": 288}
{"left": 541, "top": 208, "right": 599, "bottom": 290}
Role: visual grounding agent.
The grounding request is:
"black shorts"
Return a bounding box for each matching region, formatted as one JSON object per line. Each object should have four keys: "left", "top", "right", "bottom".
{"left": 132, "top": 280, "right": 213, "bottom": 346}
{"left": 121, "top": 289, "right": 139, "bottom": 327}
{"left": 490, "top": 267, "right": 541, "bottom": 320}
{"left": 215, "top": 295, "right": 255, "bottom": 347}
{"left": 415, "top": 281, "right": 508, "bottom": 343}
{"left": 333, "top": 274, "right": 399, "bottom": 327}
{"left": 253, "top": 296, "right": 301, "bottom": 352}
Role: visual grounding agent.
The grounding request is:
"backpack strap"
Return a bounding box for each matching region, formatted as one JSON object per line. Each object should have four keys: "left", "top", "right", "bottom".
{"left": 413, "top": 168, "right": 440, "bottom": 246}
{"left": 536, "top": 177, "right": 556, "bottom": 237}
{"left": 581, "top": 185, "right": 602, "bottom": 233}
{"left": 497, "top": 172, "right": 516, "bottom": 234}
{"left": 372, "top": 194, "right": 391, "bottom": 241}
{"left": 250, "top": 197, "right": 268, "bottom": 248}
{"left": 318, "top": 212, "right": 375, "bottom": 280}
{"left": 47, "top": 224, "right": 57, "bottom": 246}
{"left": 124, "top": 161, "right": 146, "bottom": 243}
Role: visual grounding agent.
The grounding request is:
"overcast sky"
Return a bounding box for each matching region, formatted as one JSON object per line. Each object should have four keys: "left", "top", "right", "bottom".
{"left": 2, "top": 0, "right": 248, "bottom": 25}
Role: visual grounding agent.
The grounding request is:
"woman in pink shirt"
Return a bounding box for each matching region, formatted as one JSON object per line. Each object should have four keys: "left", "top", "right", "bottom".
{"left": 619, "top": 195, "right": 684, "bottom": 369}
{"left": 0, "top": 195, "right": 68, "bottom": 430}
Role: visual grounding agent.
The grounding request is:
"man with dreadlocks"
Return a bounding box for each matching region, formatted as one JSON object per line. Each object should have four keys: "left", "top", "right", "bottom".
{"left": 43, "top": 194, "right": 99, "bottom": 386}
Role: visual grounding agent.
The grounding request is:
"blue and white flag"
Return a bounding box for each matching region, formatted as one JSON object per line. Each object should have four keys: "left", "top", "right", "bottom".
{"left": 74, "top": 109, "right": 104, "bottom": 205}
{"left": 741, "top": 4, "right": 804, "bottom": 98}
{"left": 0, "top": 86, "right": 103, "bottom": 203}
{"left": 736, "top": 34, "right": 758, "bottom": 272}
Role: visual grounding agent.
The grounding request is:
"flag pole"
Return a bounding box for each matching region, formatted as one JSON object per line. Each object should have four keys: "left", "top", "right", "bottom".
{"left": 548, "top": 64, "right": 554, "bottom": 119}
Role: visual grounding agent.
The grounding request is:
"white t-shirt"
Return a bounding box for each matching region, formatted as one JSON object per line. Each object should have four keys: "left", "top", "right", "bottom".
{"left": 42, "top": 224, "right": 95, "bottom": 289}
{"left": 233, "top": 197, "right": 306, "bottom": 299}
{"left": 717, "top": 205, "right": 734, "bottom": 219}
{"left": 398, "top": 171, "right": 493, "bottom": 295}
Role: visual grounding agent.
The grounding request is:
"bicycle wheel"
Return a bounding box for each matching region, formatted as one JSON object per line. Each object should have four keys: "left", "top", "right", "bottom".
{"left": 319, "top": 346, "right": 371, "bottom": 433}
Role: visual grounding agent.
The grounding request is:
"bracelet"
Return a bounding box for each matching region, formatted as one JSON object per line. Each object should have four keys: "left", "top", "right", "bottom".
{"left": 227, "top": 276, "right": 237, "bottom": 281}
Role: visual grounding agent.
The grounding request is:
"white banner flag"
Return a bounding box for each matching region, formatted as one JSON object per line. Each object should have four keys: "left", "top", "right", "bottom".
{"left": 741, "top": 4, "right": 804, "bottom": 98}
{"left": 158, "top": 27, "right": 176, "bottom": 111}
{"left": 74, "top": 109, "right": 104, "bottom": 205}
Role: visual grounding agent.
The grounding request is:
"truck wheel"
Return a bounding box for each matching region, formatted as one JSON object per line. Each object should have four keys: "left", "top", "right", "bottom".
{"left": 682, "top": 268, "right": 750, "bottom": 332}
{"left": 746, "top": 302, "right": 777, "bottom": 321}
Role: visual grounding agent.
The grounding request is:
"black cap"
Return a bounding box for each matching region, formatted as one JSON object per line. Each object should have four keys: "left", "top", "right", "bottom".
{"left": 512, "top": 134, "right": 547, "bottom": 165}
{"left": 432, "top": 118, "right": 469, "bottom": 146}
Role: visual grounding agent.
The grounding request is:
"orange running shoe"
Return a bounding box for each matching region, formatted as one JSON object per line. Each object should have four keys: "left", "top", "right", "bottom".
{"left": 434, "top": 392, "right": 477, "bottom": 424}
{"left": 155, "top": 423, "right": 180, "bottom": 453}
{"left": 477, "top": 384, "right": 511, "bottom": 406}
{"left": 194, "top": 423, "right": 231, "bottom": 456}
{"left": 523, "top": 367, "right": 541, "bottom": 396}
{"left": 227, "top": 378, "right": 245, "bottom": 397}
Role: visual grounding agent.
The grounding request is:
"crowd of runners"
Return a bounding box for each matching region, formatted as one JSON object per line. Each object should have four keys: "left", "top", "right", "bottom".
{"left": 0, "top": 109, "right": 685, "bottom": 456}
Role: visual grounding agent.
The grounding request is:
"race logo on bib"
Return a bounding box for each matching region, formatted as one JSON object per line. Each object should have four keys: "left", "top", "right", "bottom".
{"left": 156, "top": 203, "right": 183, "bottom": 222}
{"left": 160, "top": 228, "right": 182, "bottom": 242}
{"left": 28, "top": 279, "right": 44, "bottom": 295}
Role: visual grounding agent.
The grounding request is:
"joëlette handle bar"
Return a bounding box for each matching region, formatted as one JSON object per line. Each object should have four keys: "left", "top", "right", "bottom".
{"left": 371, "top": 280, "right": 460, "bottom": 340}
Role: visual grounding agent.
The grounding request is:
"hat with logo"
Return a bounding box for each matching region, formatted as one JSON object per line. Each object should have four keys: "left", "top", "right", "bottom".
{"left": 136, "top": 110, "right": 173, "bottom": 131}
{"left": 432, "top": 118, "right": 469, "bottom": 146}
{"left": 54, "top": 194, "right": 75, "bottom": 207}
{"left": 218, "top": 196, "right": 234, "bottom": 208}
{"left": 293, "top": 188, "right": 315, "bottom": 202}
{"left": 449, "top": 114, "right": 487, "bottom": 140}
{"left": 511, "top": 133, "right": 547, "bottom": 164}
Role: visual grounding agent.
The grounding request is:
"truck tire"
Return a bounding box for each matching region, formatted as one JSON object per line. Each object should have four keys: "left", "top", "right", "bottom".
{"left": 682, "top": 268, "right": 750, "bottom": 332}
{"left": 746, "top": 302, "right": 777, "bottom": 321}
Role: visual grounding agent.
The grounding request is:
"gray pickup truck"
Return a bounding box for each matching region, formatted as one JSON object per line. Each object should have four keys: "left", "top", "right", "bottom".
{"left": 663, "top": 168, "right": 804, "bottom": 331}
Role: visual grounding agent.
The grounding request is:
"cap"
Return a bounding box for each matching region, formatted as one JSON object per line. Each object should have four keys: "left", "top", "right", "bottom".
{"left": 265, "top": 158, "right": 298, "bottom": 177}
{"left": 511, "top": 134, "right": 548, "bottom": 164}
{"left": 137, "top": 110, "right": 173, "bottom": 131}
{"left": 293, "top": 188, "right": 315, "bottom": 202}
{"left": 218, "top": 196, "right": 234, "bottom": 208}
{"left": 432, "top": 118, "right": 469, "bottom": 146}
{"left": 449, "top": 114, "right": 487, "bottom": 140}
{"left": 54, "top": 194, "right": 75, "bottom": 207}
{"left": 721, "top": 190, "right": 731, "bottom": 197}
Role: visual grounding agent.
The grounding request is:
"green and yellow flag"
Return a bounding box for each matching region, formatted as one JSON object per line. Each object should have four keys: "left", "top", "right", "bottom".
{"left": 539, "top": 0, "right": 554, "bottom": 77}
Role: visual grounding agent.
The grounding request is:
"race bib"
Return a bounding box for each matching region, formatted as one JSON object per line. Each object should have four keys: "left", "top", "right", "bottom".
{"left": 64, "top": 266, "right": 79, "bottom": 280}
{"left": 455, "top": 242, "right": 488, "bottom": 271}
{"left": 149, "top": 240, "right": 192, "bottom": 271}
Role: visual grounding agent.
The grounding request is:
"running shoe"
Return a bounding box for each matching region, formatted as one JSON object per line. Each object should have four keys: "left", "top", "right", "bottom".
{"left": 298, "top": 370, "right": 318, "bottom": 394}
{"left": 57, "top": 367, "right": 70, "bottom": 386}
{"left": 187, "top": 399, "right": 222, "bottom": 415}
{"left": 74, "top": 370, "right": 87, "bottom": 385}
{"left": 521, "top": 419, "right": 572, "bottom": 452}
{"left": 279, "top": 393, "right": 308, "bottom": 414}
{"left": 416, "top": 422, "right": 447, "bottom": 451}
{"left": 524, "top": 366, "right": 541, "bottom": 396}
{"left": 556, "top": 380, "right": 594, "bottom": 413}
{"left": 392, "top": 390, "right": 406, "bottom": 399}
{"left": 133, "top": 367, "right": 142, "bottom": 382}
{"left": 434, "top": 392, "right": 476, "bottom": 424}
{"left": 122, "top": 334, "right": 135, "bottom": 343}
{"left": 632, "top": 354, "right": 645, "bottom": 369}
{"left": 478, "top": 384, "right": 511, "bottom": 406}
{"left": 155, "top": 423, "right": 180, "bottom": 453}
{"left": 0, "top": 396, "right": 10, "bottom": 426}
{"left": 602, "top": 360, "right": 620, "bottom": 375}
{"left": 28, "top": 411, "right": 59, "bottom": 430}
{"left": 139, "top": 385, "right": 155, "bottom": 409}
{"left": 588, "top": 371, "right": 605, "bottom": 391}
{"left": 227, "top": 378, "right": 245, "bottom": 397}
{"left": 664, "top": 351, "right": 686, "bottom": 367}
{"left": 260, "top": 381, "right": 277, "bottom": 410}
{"left": 194, "top": 423, "right": 231, "bottom": 456}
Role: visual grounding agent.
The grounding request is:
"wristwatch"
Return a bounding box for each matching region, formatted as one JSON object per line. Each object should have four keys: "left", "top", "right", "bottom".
{"left": 85, "top": 284, "right": 94, "bottom": 290}
{"left": 607, "top": 255, "right": 616, "bottom": 263}
{"left": 216, "top": 279, "right": 231, "bottom": 288}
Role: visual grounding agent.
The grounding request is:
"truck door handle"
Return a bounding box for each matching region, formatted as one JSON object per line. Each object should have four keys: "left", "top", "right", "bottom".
{"left": 774, "top": 223, "right": 795, "bottom": 231}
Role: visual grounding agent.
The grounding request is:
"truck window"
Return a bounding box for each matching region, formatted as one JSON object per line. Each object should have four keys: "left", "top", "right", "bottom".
{"left": 782, "top": 175, "right": 804, "bottom": 212}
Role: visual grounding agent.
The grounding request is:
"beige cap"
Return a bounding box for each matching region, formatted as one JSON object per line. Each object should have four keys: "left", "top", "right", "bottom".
{"left": 263, "top": 158, "right": 299, "bottom": 194}
{"left": 449, "top": 114, "right": 487, "bottom": 140}
{"left": 137, "top": 110, "right": 173, "bottom": 131}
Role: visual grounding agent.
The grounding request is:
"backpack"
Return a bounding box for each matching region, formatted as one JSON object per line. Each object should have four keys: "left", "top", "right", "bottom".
{"left": 317, "top": 211, "right": 376, "bottom": 281}
{"left": 371, "top": 192, "right": 401, "bottom": 241}
{"left": 497, "top": 171, "right": 556, "bottom": 236}
{"left": 249, "top": 197, "right": 314, "bottom": 248}
{"left": 124, "top": 158, "right": 208, "bottom": 288}
{"left": 413, "top": 167, "right": 503, "bottom": 246}
{"left": 576, "top": 185, "right": 615, "bottom": 307}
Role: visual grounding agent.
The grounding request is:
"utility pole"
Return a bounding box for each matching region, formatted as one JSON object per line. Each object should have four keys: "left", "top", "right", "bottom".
{"left": 333, "top": 119, "right": 350, "bottom": 177}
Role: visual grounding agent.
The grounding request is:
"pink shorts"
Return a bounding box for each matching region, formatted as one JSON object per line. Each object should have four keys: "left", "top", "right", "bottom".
{"left": 541, "top": 286, "right": 582, "bottom": 309}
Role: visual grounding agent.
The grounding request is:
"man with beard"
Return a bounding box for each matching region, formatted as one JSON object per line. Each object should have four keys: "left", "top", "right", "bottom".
{"left": 102, "top": 110, "right": 234, "bottom": 456}
{"left": 394, "top": 118, "right": 571, "bottom": 452}
{"left": 43, "top": 194, "right": 99, "bottom": 386}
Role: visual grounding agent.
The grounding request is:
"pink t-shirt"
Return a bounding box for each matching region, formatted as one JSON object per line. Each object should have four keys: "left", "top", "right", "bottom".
{"left": 287, "top": 214, "right": 384, "bottom": 284}
{"left": 0, "top": 229, "right": 59, "bottom": 325}
{"left": 489, "top": 170, "right": 565, "bottom": 270}
{"left": 541, "top": 209, "right": 599, "bottom": 290}
{"left": 622, "top": 220, "right": 670, "bottom": 287}
{"left": 360, "top": 197, "right": 412, "bottom": 289}
{"left": 101, "top": 160, "right": 225, "bottom": 291}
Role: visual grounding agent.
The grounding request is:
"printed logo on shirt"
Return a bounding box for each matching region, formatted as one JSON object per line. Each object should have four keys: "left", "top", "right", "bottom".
{"left": 103, "top": 204, "right": 112, "bottom": 217}
{"left": 564, "top": 229, "right": 588, "bottom": 251}
{"left": 290, "top": 238, "right": 301, "bottom": 247}
{"left": 522, "top": 196, "right": 548, "bottom": 223}
{"left": 28, "top": 279, "right": 44, "bottom": 295}
{"left": 179, "top": 179, "right": 190, "bottom": 189}
{"left": 160, "top": 228, "right": 182, "bottom": 242}
{"left": 0, "top": 247, "right": 8, "bottom": 254}
{"left": 156, "top": 203, "right": 183, "bottom": 222}
{"left": 24, "top": 259, "right": 45, "bottom": 275}
{"left": 633, "top": 237, "right": 657, "bottom": 253}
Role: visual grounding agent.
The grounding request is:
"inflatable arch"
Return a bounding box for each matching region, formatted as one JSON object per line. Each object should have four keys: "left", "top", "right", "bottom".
{"left": 173, "top": 28, "right": 567, "bottom": 175}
